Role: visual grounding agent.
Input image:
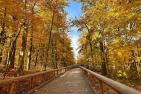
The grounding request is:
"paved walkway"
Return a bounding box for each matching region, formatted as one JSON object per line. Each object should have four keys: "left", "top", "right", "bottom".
{"left": 33, "top": 68, "right": 94, "bottom": 94}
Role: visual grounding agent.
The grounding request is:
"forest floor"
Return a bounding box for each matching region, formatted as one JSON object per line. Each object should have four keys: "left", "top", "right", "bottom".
{"left": 0, "top": 65, "right": 52, "bottom": 79}
{"left": 118, "top": 79, "right": 141, "bottom": 92}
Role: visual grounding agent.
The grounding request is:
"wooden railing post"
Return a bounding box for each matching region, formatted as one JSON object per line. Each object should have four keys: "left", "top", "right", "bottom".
{"left": 56, "top": 70, "right": 58, "bottom": 77}
{"left": 99, "top": 80, "right": 104, "bottom": 94}
{"left": 9, "top": 82, "right": 16, "bottom": 94}
{"left": 0, "top": 66, "right": 71, "bottom": 94}
{"left": 80, "top": 66, "right": 141, "bottom": 94}
{"left": 30, "top": 77, "right": 34, "bottom": 89}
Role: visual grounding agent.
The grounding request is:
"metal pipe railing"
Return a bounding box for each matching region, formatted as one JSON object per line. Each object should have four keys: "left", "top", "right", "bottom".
{"left": 80, "top": 66, "right": 141, "bottom": 94}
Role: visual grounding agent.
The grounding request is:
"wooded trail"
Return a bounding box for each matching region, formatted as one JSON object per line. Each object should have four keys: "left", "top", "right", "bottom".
{"left": 33, "top": 68, "right": 94, "bottom": 94}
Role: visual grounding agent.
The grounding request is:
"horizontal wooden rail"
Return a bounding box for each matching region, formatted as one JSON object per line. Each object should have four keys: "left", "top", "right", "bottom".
{"left": 0, "top": 67, "right": 68, "bottom": 94}
{"left": 80, "top": 67, "right": 141, "bottom": 94}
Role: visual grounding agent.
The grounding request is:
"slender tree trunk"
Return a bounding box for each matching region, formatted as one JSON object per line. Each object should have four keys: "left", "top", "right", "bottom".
{"left": 27, "top": 1, "right": 37, "bottom": 70}
{"left": 17, "top": 25, "right": 28, "bottom": 75}
{"left": 87, "top": 32, "right": 94, "bottom": 69}
{"left": 0, "top": 8, "right": 7, "bottom": 64}
{"left": 51, "top": 39, "right": 55, "bottom": 68}
{"left": 100, "top": 40, "right": 107, "bottom": 75}
{"left": 61, "top": 33, "right": 67, "bottom": 67}
{"left": 7, "top": 25, "right": 23, "bottom": 69}
{"left": 51, "top": 38, "right": 58, "bottom": 69}
{"left": 129, "top": 50, "right": 138, "bottom": 80}
{"left": 7, "top": 37, "right": 16, "bottom": 69}
{"left": 35, "top": 49, "right": 39, "bottom": 70}
{"left": 44, "top": 10, "right": 55, "bottom": 70}
{"left": 17, "top": 0, "right": 28, "bottom": 76}
{"left": 54, "top": 39, "right": 58, "bottom": 69}
{"left": 0, "top": 49, "right": 2, "bottom": 63}
{"left": 3, "top": 48, "right": 9, "bottom": 79}
{"left": 89, "top": 39, "right": 93, "bottom": 62}
{"left": 27, "top": 29, "right": 33, "bottom": 70}
{"left": 43, "top": 48, "right": 46, "bottom": 70}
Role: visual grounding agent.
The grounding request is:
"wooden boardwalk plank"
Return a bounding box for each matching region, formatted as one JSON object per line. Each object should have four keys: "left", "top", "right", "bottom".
{"left": 32, "top": 68, "right": 94, "bottom": 94}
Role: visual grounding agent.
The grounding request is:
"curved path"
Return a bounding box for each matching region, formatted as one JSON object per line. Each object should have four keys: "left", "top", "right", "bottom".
{"left": 33, "top": 68, "right": 94, "bottom": 94}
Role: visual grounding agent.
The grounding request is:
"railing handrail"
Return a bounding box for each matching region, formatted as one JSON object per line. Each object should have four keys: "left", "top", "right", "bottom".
{"left": 0, "top": 67, "right": 66, "bottom": 86}
{"left": 80, "top": 66, "right": 141, "bottom": 94}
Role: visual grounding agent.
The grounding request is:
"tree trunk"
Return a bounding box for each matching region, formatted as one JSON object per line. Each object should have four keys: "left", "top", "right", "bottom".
{"left": 0, "top": 8, "right": 7, "bottom": 64}
{"left": 129, "top": 50, "right": 138, "bottom": 80}
{"left": 87, "top": 32, "right": 94, "bottom": 69}
{"left": 17, "top": 0, "right": 28, "bottom": 76}
{"left": 27, "top": 30, "right": 33, "bottom": 70}
{"left": 0, "top": 48, "right": 2, "bottom": 63}
{"left": 27, "top": 1, "right": 37, "bottom": 70}
{"left": 100, "top": 41, "right": 107, "bottom": 75}
{"left": 35, "top": 49, "right": 39, "bottom": 70}
{"left": 44, "top": 10, "right": 55, "bottom": 70}
{"left": 7, "top": 37, "right": 16, "bottom": 69}
{"left": 17, "top": 25, "right": 28, "bottom": 75}
{"left": 51, "top": 39, "right": 55, "bottom": 68}
{"left": 130, "top": 61, "right": 138, "bottom": 80}
{"left": 54, "top": 40, "right": 58, "bottom": 69}
{"left": 7, "top": 25, "right": 22, "bottom": 69}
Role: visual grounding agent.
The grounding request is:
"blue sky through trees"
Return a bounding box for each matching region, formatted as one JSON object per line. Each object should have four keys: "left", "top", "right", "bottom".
{"left": 64, "top": 0, "right": 82, "bottom": 59}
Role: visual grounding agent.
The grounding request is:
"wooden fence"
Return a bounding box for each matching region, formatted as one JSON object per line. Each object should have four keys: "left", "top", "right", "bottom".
{"left": 0, "top": 68, "right": 67, "bottom": 94}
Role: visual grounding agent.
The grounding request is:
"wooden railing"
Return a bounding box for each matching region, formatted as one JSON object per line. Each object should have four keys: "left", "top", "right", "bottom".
{"left": 80, "top": 67, "right": 141, "bottom": 94}
{"left": 0, "top": 67, "right": 67, "bottom": 94}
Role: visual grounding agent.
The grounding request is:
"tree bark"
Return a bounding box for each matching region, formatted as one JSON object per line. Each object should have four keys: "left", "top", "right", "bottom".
{"left": 7, "top": 25, "right": 23, "bottom": 69}
{"left": 0, "top": 8, "right": 7, "bottom": 64}
{"left": 100, "top": 41, "right": 107, "bottom": 75}
{"left": 35, "top": 49, "right": 39, "bottom": 69}
{"left": 44, "top": 10, "right": 55, "bottom": 70}
{"left": 27, "top": 0, "right": 37, "bottom": 70}
{"left": 54, "top": 39, "right": 58, "bottom": 69}
{"left": 27, "top": 29, "right": 33, "bottom": 70}
{"left": 51, "top": 39, "right": 55, "bottom": 68}
{"left": 17, "top": 25, "right": 28, "bottom": 75}
{"left": 129, "top": 50, "right": 138, "bottom": 80}
{"left": 17, "top": 0, "right": 28, "bottom": 76}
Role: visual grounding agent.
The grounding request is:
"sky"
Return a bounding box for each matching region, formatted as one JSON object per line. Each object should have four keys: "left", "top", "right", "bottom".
{"left": 64, "top": 0, "right": 82, "bottom": 60}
